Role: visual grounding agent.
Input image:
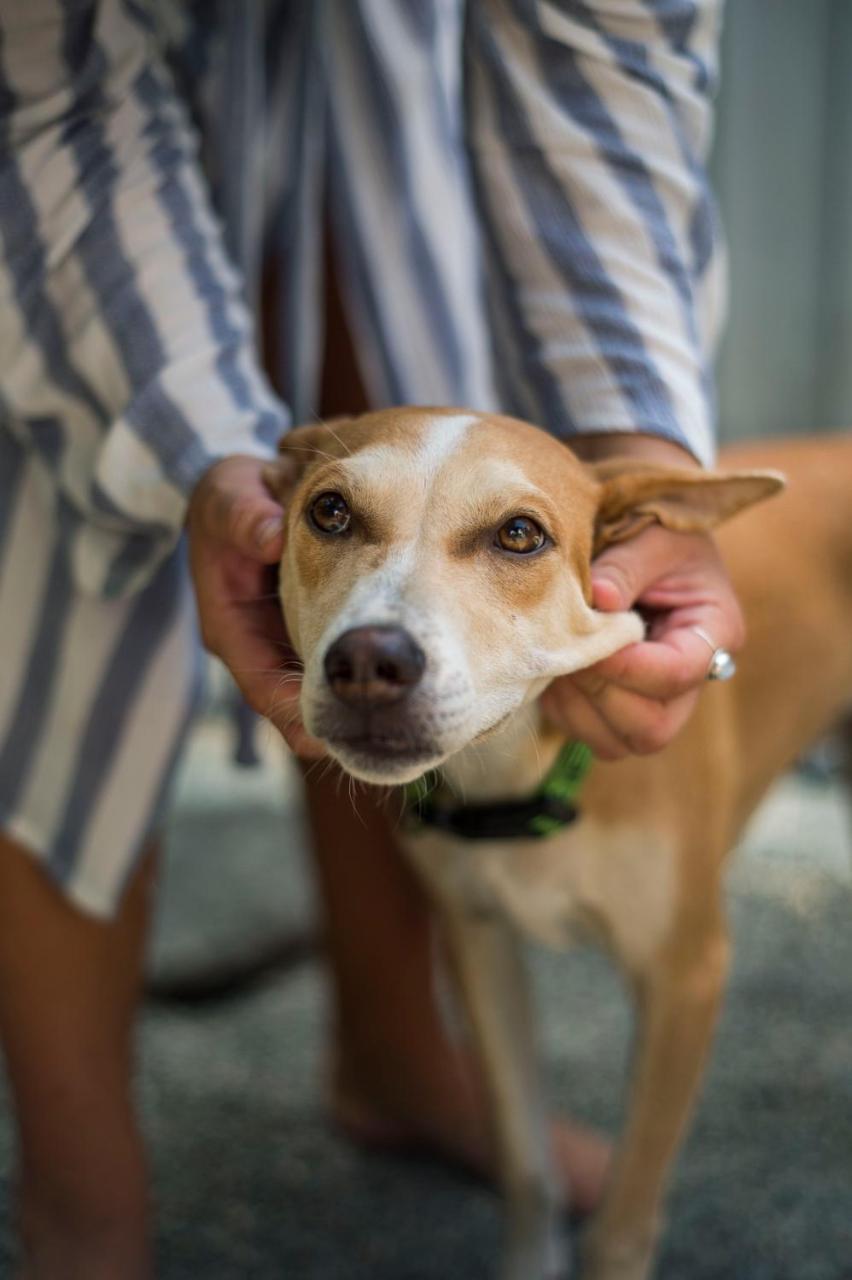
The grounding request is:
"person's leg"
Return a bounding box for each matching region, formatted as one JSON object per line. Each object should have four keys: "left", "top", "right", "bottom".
{"left": 0, "top": 833, "right": 157, "bottom": 1280}
{"left": 303, "top": 770, "right": 610, "bottom": 1215}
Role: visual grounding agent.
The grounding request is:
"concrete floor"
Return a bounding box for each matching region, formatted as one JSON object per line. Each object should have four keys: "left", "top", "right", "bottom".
{"left": 1, "top": 716, "right": 851, "bottom": 1278}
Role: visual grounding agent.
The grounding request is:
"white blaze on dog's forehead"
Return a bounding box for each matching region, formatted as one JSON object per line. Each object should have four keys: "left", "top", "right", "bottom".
{"left": 344, "top": 413, "right": 477, "bottom": 484}
{"left": 417, "top": 413, "right": 477, "bottom": 475}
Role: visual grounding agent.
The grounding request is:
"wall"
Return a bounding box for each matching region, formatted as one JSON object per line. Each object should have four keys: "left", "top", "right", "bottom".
{"left": 712, "top": 0, "right": 852, "bottom": 440}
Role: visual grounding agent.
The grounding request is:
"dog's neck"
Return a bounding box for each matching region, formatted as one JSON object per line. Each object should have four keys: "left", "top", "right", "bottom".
{"left": 439, "top": 702, "right": 563, "bottom": 804}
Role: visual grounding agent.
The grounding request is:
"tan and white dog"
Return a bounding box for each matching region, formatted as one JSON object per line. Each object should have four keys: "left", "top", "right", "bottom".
{"left": 265, "top": 408, "right": 852, "bottom": 1280}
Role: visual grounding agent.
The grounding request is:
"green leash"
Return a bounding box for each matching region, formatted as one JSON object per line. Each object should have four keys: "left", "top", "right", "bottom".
{"left": 403, "top": 741, "right": 594, "bottom": 841}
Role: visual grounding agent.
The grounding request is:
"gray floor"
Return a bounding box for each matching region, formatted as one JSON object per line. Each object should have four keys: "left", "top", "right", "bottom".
{"left": 1, "top": 717, "right": 851, "bottom": 1278}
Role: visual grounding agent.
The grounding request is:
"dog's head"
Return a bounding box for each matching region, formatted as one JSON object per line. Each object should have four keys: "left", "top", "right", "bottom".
{"left": 265, "top": 409, "right": 782, "bottom": 784}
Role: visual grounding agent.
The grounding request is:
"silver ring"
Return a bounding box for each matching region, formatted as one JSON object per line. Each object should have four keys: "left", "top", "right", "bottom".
{"left": 691, "top": 626, "right": 737, "bottom": 682}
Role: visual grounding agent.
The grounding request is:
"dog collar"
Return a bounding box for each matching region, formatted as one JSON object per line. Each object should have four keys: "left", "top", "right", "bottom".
{"left": 403, "top": 741, "right": 593, "bottom": 841}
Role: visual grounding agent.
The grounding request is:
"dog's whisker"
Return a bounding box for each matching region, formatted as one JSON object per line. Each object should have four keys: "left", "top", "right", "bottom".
{"left": 301, "top": 752, "right": 338, "bottom": 787}
{"left": 346, "top": 773, "right": 367, "bottom": 828}
{"left": 301, "top": 412, "right": 354, "bottom": 460}
{"left": 269, "top": 702, "right": 304, "bottom": 724}
{"left": 233, "top": 670, "right": 303, "bottom": 680}
{"left": 322, "top": 419, "right": 353, "bottom": 458}
{"left": 263, "top": 693, "right": 302, "bottom": 722}
{"left": 281, "top": 441, "right": 340, "bottom": 464}
{"left": 523, "top": 721, "right": 544, "bottom": 777}
{"left": 234, "top": 675, "right": 303, "bottom": 686}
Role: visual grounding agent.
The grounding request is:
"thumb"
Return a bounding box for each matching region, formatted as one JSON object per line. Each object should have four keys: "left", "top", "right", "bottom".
{"left": 217, "top": 493, "right": 284, "bottom": 563}
{"left": 194, "top": 461, "right": 286, "bottom": 563}
{"left": 591, "top": 542, "right": 645, "bottom": 612}
{"left": 591, "top": 525, "right": 683, "bottom": 612}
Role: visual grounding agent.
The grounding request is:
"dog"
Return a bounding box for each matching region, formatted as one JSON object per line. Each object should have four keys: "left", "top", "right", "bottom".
{"left": 264, "top": 408, "right": 852, "bottom": 1280}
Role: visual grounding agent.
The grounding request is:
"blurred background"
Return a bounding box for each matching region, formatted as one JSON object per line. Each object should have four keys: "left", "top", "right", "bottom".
{"left": 715, "top": 0, "right": 852, "bottom": 440}
{"left": 1, "top": 3, "right": 851, "bottom": 1278}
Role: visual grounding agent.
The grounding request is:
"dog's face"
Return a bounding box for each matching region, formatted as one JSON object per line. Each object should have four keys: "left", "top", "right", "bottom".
{"left": 266, "top": 409, "right": 782, "bottom": 784}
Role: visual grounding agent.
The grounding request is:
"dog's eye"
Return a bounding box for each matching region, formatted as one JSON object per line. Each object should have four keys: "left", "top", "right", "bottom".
{"left": 495, "top": 516, "right": 547, "bottom": 555}
{"left": 309, "top": 491, "right": 351, "bottom": 535}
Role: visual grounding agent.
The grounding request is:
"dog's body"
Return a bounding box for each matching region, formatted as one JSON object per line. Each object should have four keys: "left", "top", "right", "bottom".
{"left": 269, "top": 414, "right": 852, "bottom": 1280}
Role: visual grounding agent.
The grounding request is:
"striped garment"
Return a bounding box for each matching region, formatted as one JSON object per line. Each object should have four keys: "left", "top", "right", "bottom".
{"left": 0, "top": 0, "right": 725, "bottom": 916}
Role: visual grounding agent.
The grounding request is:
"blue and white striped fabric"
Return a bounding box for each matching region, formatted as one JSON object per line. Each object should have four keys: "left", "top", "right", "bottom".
{"left": 0, "top": 0, "right": 724, "bottom": 916}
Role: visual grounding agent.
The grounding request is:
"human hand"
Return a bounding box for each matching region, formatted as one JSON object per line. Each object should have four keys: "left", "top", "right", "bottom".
{"left": 541, "top": 524, "right": 743, "bottom": 760}
{"left": 187, "top": 455, "right": 324, "bottom": 758}
{"left": 540, "top": 433, "right": 745, "bottom": 761}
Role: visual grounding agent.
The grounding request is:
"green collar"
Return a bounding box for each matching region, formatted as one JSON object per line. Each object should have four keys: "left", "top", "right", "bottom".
{"left": 403, "top": 741, "right": 593, "bottom": 841}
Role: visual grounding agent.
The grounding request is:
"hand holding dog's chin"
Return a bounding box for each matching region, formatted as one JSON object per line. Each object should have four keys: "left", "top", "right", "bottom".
{"left": 186, "top": 455, "right": 325, "bottom": 759}
{"left": 541, "top": 435, "right": 746, "bottom": 762}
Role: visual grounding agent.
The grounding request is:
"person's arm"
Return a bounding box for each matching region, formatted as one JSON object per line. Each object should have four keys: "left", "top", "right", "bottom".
{"left": 464, "top": 0, "right": 725, "bottom": 463}
{"left": 0, "top": 0, "right": 316, "bottom": 748}
{"left": 466, "top": 0, "right": 739, "bottom": 757}
{"left": 0, "top": 0, "right": 286, "bottom": 596}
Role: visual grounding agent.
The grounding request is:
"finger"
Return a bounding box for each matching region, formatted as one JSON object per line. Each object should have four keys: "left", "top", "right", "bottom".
{"left": 198, "top": 476, "right": 285, "bottom": 564}
{"left": 591, "top": 525, "right": 694, "bottom": 612}
{"left": 585, "top": 602, "right": 742, "bottom": 700}
{"left": 545, "top": 673, "right": 698, "bottom": 756}
{"left": 592, "top": 684, "right": 699, "bottom": 755}
{"left": 539, "top": 680, "right": 632, "bottom": 761}
{"left": 580, "top": 629, "right": 714, "bottom": 701}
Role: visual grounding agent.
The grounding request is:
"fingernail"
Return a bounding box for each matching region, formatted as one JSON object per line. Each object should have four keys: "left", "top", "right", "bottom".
{"left": 257, "top": 517, "right": 284, "bottom": 546}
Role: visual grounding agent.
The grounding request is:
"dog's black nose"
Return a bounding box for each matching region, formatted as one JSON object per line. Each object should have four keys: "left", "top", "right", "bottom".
{"left": 324, "top": 626, "right": 426, "bottom": 707}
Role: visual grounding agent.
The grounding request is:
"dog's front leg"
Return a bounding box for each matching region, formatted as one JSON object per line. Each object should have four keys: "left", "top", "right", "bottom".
{"left": 581, "top": 926, "right": 730, "bottom": 1280}
{"left": 444, "top": 912, "right": 568, "bottom": 1280}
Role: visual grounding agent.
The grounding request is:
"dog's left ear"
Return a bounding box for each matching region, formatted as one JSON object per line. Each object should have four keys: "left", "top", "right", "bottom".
{"left": 591, "top": 460, "right": 785, "bottom": 555}
{"left": 262, "top": 419, "right": 351, "bottom": 506}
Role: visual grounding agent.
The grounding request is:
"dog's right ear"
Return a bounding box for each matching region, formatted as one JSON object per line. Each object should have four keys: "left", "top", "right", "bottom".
{"left": 591, "top": 460, "right": 785, "bottom": 555}
{"left": 262, "top": 420, "right": 350, "bottom": 506}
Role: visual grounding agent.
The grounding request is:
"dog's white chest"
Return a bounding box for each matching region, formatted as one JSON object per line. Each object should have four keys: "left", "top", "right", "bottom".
{"left": 405, "top": 818, "right": 677, "bottom": 967}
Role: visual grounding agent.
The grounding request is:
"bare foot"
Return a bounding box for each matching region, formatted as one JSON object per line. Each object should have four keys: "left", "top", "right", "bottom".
{"left": 330, "top": 1055, "right": 611, "bottom": 1218}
